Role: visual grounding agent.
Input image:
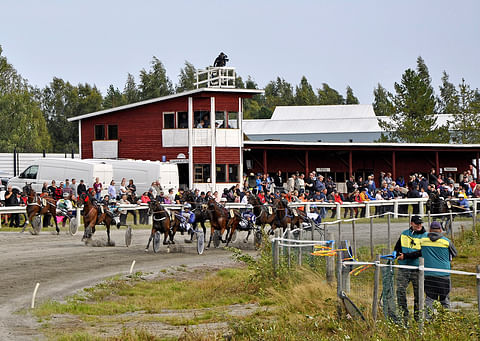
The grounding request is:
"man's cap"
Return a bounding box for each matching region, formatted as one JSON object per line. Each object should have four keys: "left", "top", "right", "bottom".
{"left": 430, "top": 221, "right": 442, "bottom": 230}
{"left": 411, "top": 215, "right": 423, "bottom": 224}
{"left": 458, "top": 193, "right": 465, "bottom": 198}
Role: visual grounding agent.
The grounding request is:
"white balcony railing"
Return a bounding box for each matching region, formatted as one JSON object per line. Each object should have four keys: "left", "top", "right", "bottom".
{"left": 162, "top": 129, "right": 241, "bottom": 147}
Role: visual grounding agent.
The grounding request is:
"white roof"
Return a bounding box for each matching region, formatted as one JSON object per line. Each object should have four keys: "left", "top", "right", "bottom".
{"left": 68, "top": 88, "right": 264, "bottom": 122}
{"left": 244, "top": 104, "right": 381, "bottom": 135}
{"left": 271, "top": 104, "right": 376, "bottom": 120}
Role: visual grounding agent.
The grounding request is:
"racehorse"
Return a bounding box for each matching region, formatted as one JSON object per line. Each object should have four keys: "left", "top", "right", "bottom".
{"left": 183, "top": 190, "right": 208, "bottom": 242}
{"left": 206, "top": 198, "right": 229, "bottom": 248}
{"left": 22, "top": 184, "right": 59, "bottom": 234}
{"left": 145, "top": 200, "right": 173, "bottom": 250}
{"left": 426, "top": 191, "right": 453, "bottom": 233}
{"left": 248, "top": 195, "right": 277, "bottom": 233}
{"left": 78, "top": 191, "right": 114, "bottom": 244}
{"left": 272, "top": 197, "right": 304, "bottom": 233}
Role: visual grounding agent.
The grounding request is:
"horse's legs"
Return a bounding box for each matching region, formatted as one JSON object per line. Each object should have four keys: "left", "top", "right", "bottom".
{"left": 146, "top": 228, "right": 154, "bottom": 250}
{"left": 106, "top": 223, "right": 111, "bottom": 244}
{"left": 207, "top": 226, "right": 214, "bottom": 248}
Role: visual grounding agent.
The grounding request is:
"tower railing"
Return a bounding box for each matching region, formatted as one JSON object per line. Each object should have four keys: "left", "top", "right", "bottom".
{"left": 195, "top": 66, "right": 236, "bottom": 88}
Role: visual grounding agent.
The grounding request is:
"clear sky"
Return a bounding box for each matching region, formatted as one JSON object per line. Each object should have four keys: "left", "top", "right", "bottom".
{"left": 1, "top": 0, "right": 479, "bottom": 104}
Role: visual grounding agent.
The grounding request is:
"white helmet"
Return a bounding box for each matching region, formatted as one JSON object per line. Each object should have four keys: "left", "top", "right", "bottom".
{"left": 184, "top": 203, "right": 191, "bottom": 209}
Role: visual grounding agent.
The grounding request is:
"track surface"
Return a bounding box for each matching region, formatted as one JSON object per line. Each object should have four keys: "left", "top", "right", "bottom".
{"left": 0, "top": 228, "right": 256, "bottom": 340}
{"left": 0, "top": 217, "right": 471, "bottom": 340}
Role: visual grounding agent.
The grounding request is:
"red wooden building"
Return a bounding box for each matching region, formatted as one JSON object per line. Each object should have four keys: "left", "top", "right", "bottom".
{"left": 68, "top": 86, "right": 263, "bottom": 191}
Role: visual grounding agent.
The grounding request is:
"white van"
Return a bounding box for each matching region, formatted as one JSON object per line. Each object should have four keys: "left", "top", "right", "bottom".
{"left": 87, "top": 159, "right": 179, "bottom": 195}
{"left": 8, "top": 158, "right": 113, "bottom": 193}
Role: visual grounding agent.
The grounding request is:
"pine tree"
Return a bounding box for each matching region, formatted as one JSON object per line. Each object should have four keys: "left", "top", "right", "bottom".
{"left": 176, "top": 61, "right": 196, "bottom": 93}
{"left": 317, "top": 83, "right": 345, "bottom": 105}
{"left": 345, "top": 86, "right": 359, "bottom": 104}
{"left": 437, "top": 71, "right": 459, "bottom": 115}
{"left": 123, "top": 73, "right": 139, "bottom": 104}
{"left": 295, "top": 76, "right": 318, "bottom": 105}
{"left": 103, "top": 85, "right": 126, "bottom": 109}
{"left": 378, "top": 57, "right": 449, "bottom": 143}
{"left": 373, "top": 83, "right": 394, "bottom": 116}
{"left": 448, "top": 79, "right": 480, "bottom": 143}
{"left": 139, "top": 57, "right": 173, "bottom": 100}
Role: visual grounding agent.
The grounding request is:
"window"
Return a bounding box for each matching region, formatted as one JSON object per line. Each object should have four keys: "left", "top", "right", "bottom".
{"left": 227, "top": 112, "right": 238, "bottom": 129}
{"left": 20, "top": 165, "right": 39, "bottom": 179}
{"left": 194, "top": 111, "right": 210, "bottom": 128}
{"left": 215, "top": 111, "right": 225, "bottom": 128}
{"left": 108, "top": 125, "right": 118, "bottom": 140}
{"left": 229, "top": 164, "right": 239, "bottom": 182}
{"left": 194, "top": 164, "right": 211, "bottom": 183}
{"left": 95, "top": 125, "right": 105, "bottom": 140}
{"left": 216, "top": 164, "right": 226, "bottom": 182}
{"left": 178, "top": 111, "right": 188, "bottom": 128}
{"left": 164, "top": 113, "right": 175, "bottom": 129}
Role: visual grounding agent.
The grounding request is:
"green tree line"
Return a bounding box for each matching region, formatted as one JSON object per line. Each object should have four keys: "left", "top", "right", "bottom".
{"left": 1, "top": 45, "right": 479, "bottom": 152}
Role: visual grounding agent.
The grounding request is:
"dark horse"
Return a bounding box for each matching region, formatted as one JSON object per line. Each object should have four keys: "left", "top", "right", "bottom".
{"left": 248, "top": 195, "right": 277, "bottom": 234}
{"left": 183, "top": 190, "right": 208, "bottom": 242}
{"left": 206, "top": 198, "right": 229, "bottom": 248}
{"left": 272, "top": 198, "right": 305, "bottom": 234}
{"left": 79, "top": 191, "right": 114, "bottom": 244}
{"left": 22, "top": 184, "right": 59, "bottom": 234}
{"left": 145, "top": 200, "right": 173, "bottom": 251}
{"left": 426, "top": 191, "right": 453, "bottom": 233}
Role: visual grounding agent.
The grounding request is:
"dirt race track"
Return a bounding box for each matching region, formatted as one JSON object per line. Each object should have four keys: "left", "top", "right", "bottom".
{"left": 0, "top": 228, "right": 256, "bottom": 340}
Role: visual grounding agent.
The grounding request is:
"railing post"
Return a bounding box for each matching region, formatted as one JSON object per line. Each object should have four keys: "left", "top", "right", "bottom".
{"left": 272, "top": 234, "right": 279, "bottom": 276}
{"left": 372, "top": 254, "right": 381, "bottom": 321}
{"left": 336, "top": 202, "right": 341, "bottom": 220}
{"left": 473, "top": 199, "right": 477, "bottom": 232}
{"left": 365, "top": 202, "right": 370, "bottom": 218}
{"left": 450, "top": 210, "right": 454, "bottom": 240}
{"left": 326, "top": 233, "right": 335, "bottom": 284}
{"left": 287, "top": 227, "right": 292, "bottom": 269}
{"left": 297, "top": 228, "right": 302, "bottom": 266}
{"left": 427, "top": 211, "right": 431, "bottom": 228}
{"left": 337, "top": 221, "right": 342, "bottom": 242}
{"left": 336, "top": 248, "right": 342, "bottom": 297}
{"left": 340, "top": 240, "right": 350, "bottom": 294}
{"left": 419, "top": 257, "right": 425, "bottom": 330}
{"left": 394, "top": 200, "right": 399, "bottom": 219}
{"left": 369, "top": 217, "right": 374, "bottom": 258}
{"left": 387, "top": 213, "right": 392, "bottom": 253}
{"left": 476, "top": 265, "right": 480, "bottom": 319}
{"left": 419, "top": 199, "right": 425, "bottom": 216}
{"left": 351, "top": 219, "right": 356, "bottom": 259}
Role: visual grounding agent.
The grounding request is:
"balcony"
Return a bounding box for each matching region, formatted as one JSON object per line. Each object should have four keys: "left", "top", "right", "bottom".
{"left": 162, "top": 129, "right": 241, "bottom": 147}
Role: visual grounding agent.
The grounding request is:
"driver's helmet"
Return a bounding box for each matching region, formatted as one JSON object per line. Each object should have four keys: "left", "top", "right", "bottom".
{"left": 63, "top": 192, "right": 69, "bottom": 198}
{"left": 184, "top": 203, "right": 191, "bottom": 210}
{"left": 246, "top": 204, "right": 253, "bottom": 210}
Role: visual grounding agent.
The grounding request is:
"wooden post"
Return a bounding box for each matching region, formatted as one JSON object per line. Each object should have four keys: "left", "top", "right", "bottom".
{"left": 427, "top": 212, "right": 431, "bottom": 228}
{"left": 474, "top": 199, "right": 478, "bottom": 233}
{"left": 340, "top": 240, "right": 350, "bottom": 294}
{"left": 287, "top": 227, "right": 292, "bottom": 269}
{"left": 336, "top": 202, "right": 341, "bottom": 220}
{"left": 387, "top": 213, "right": 392, "bottom": 252}
{"left": 336, "top": 247, "right": 342, "bottom": 297}
{"left": 272, "top": 238, "right": 279, "bottom": 276}
{"left": 394, "top": 200, "right": 399, "bottom": 219}
{"left": 297, "top": 229, "right": 302, "bottom": 266}
{"left": 365, "top": 202, "right": 370, "bottom": 218}
{"left": 369, "top": 217, "right": 374, "bottom": 258}
{"left": 352, "top": 219, "right": 356, "bottom": 259}
{"left": 449, "top": 210, "right": 454, "bottom": 240}
{"left": 372, "top": 254, "right": 381, "bottom": 321}
{"left": 419, "top": 199, "right": 425, "bottom": 216}
{"left": 419, "top": 257, "right": 425, "bottom": 330}
{"left": 326, "top": 233, "right": 334, "bottom": 284}
{"left": 338, "top": 221, "right": 342, "bottom": 242}
{"left": 476, "top": 265, "right": 480, "bottom": 319}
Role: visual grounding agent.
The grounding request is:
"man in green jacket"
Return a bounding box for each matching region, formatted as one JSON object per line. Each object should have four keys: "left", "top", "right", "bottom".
{"left": 394, "top": 215, "right": 428, "bottom": 322}
{"left": 420, "top": 221, "right": 457, "bottom": 318}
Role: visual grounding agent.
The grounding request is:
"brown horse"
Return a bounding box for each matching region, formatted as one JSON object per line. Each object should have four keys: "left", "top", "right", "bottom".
{"left": 248, "top": 195, "right": 278, "bottom": 233}
{"left": 79, "top": 192, "right": 114, "bottom": 244}
{"left": 145, "top": 200, "right": 174, "bottom": 251}
{"left": 206, "top": 198, "right": 229, "bottom": 248}
{"left": 22, "top": 184, "right": 59, "bottom": 234}
{"left": 272, "top": 198, "right": 304, "bottom": 233}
